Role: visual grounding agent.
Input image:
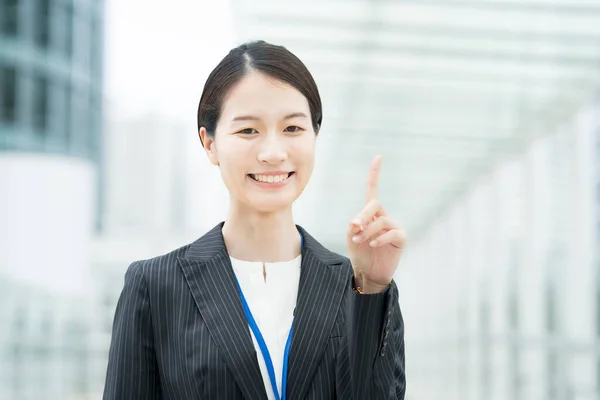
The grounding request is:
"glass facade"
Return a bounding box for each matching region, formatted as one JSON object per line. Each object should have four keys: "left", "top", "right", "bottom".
{"left": 596, "top": 102, "right": 600, "bottom": 396}
{"left": 0, "top": 0, "right": 104, "bottom": 163}
{"left": 0, "top": 276, "right": 103, "bottom": 399}
{"left": 0, "top": 1, "right": 106, "bottom": 398}
{"left": 398, "top": 102, "right": 600, "bottom": 399}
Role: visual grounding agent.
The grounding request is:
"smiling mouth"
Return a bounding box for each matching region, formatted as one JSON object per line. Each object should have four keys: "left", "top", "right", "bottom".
{"left": 248, "top": 172, "right": 294, "bottom": 183}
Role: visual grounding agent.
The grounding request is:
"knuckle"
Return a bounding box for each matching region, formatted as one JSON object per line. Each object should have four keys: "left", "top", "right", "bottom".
{"left": 378, "top": 216, "right": 390, "bottom": 228}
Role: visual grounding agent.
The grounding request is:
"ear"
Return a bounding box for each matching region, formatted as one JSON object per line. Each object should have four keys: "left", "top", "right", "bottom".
{"left": 199, "top": 127, "right": 219, "bottom": 166}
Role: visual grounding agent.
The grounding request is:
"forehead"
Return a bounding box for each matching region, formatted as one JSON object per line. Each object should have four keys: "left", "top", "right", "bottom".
{"left": 220, "top": 72, "right": 310, "bottom": 120}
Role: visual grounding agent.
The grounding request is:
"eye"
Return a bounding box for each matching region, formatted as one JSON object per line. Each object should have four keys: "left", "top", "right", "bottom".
{"left": 237, "top": 128, "right": 258, "bottom": 134}
{"left": 284, "top": 126, "right": 304, "bottom": 133}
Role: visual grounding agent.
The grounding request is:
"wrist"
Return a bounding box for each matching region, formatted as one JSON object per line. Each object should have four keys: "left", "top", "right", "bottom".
{"left": 354, "top": 273, "right": 389, "bottom": 294}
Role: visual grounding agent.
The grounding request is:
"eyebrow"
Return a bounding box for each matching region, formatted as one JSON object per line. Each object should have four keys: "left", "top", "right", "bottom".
{"left": 232, "top": 112, "right": 309, "bottom": 122}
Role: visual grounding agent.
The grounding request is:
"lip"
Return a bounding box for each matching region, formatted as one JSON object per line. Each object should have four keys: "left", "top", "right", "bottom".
{"left": 247, "top": 171, "right": 294, "bottom": 189}
{"left": 248, "top": 171, "right": 292, "bottom": 176}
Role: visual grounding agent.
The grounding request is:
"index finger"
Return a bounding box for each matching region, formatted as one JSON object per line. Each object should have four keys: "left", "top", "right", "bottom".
{"left": 365, "top": 155, "right": 382, "bottom": 203}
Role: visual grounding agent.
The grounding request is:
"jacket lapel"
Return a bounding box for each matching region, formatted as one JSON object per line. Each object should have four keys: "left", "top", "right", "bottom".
{"left": 287, "top": 226, "right": 349, "bottom": 400}
{"left": 178, "top": 223, "right": 268, "bottom": 400}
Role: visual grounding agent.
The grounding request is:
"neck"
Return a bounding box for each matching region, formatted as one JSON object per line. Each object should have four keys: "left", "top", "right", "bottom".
{"left": 222, "top": 203, "right": 301, "bottom": 263}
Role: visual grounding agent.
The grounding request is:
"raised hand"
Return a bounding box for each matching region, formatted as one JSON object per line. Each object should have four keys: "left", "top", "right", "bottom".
{"left": 346, "top": 156, "right": 406, "bottom": 294}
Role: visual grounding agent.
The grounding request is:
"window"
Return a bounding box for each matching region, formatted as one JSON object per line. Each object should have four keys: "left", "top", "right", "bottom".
{"left": 507, "top": 240, "right": 522, "bottom": 400}
{"left": 545, "top": 252, "right": 560, "bottom": 400}
{"left": 57, "top": 0, "right": 73, "bottom": 58}
{"left": 88, "top": 93, "right": 99, "bottom": 155}
{"left": 0, "top": 65, "right": 17, "bottom": 123}
{"left": 71, "top": 88, "right": 93, "bottom": 155}
{"left": 65, "top": 2, "right": 73, "bottom": 58}
{"left": 62, "top": 82, "right": 71, "bottom": 144}
{"left": 597, "top": 258, "right": 600, "bottom": 338}
{"left": 545, "top": 254, "right": 558, "bottom": 333}
{"left": 1, "top": 0, "right": 19, "bottom": 36}
{"left": 479, "top": 285, "right": 491, "bottom": 399}
{"left": 89, "top": 13, "right": 97, "bottom": 73}
{"left": 89, "top": 12, "right": 103, "bottom": 77}
{"left": 32, "top": 74, "right": 49, "bottom": 133}
{"left": 77, "top": 16, "right": 92, "bottom": 73}
{"left": 34, "top": 0, "right": 50, "bottom": 48}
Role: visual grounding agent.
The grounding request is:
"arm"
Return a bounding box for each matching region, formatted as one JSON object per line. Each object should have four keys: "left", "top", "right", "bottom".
{"left": 103, "top": 262, "right": 162, "bottom": 400}
{"left": 347, "top": 278, "right": 406, "bottom": 399}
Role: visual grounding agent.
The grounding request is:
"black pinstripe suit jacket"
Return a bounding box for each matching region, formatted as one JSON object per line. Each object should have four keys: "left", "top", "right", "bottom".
{"left": 103, "top": 222, "right": 406, "bottom": 399}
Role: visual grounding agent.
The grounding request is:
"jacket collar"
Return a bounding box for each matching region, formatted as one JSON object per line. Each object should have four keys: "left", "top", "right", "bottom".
{"left": 183, "top": 221, "right": 345, "bottom": 265}
{"left": 178, "top": 222, "right": 349, "bottom": 399}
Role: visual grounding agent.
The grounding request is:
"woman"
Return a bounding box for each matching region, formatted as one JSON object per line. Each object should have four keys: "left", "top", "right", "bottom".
{"left": 103, "top": 40, "right": 406, "bottom": 400}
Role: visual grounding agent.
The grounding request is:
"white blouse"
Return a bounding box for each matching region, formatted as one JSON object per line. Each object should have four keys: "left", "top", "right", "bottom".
{"left": 230, "top": 254, "right": 302, "bottom": 400}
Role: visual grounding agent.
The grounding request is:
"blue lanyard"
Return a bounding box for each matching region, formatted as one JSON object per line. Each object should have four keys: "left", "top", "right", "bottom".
{"left": 234, "top": 232, "right": 303, "bottom": 400}
{"left": 236, "top": 280, "right": 293, "bottom": 400}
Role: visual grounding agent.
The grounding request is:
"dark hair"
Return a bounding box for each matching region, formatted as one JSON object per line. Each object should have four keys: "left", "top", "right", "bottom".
{"left": 197, "top": 40, "right": 322, "bottom": 146}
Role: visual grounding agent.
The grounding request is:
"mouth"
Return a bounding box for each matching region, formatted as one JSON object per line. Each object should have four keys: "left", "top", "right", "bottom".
{"left": 248, "top": 172, "right": 295, "bottom": 183}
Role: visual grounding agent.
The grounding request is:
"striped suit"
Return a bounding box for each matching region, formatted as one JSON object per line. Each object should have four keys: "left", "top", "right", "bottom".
{"left": 103, "top": 222, "right": 406, "bottom": 399}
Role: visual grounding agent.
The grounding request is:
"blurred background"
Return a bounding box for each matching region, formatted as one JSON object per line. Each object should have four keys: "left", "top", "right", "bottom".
{"left": 1, "top": 0, "right": 599, "bottom": 399}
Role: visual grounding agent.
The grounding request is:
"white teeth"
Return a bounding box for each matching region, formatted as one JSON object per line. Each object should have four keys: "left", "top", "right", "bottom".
{"left": 252, "top": 174, "right": 290, "bottom": 183}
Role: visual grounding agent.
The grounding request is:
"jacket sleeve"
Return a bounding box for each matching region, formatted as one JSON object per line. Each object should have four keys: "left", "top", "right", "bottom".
{"left": 103, "top": 262, "right": 162, "bottom": 400}
{"left": 347, "top": 278, "right": 406, "bottom": 399}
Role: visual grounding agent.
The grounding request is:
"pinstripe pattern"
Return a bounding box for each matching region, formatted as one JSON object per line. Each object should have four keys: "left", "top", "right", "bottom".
{"left": 103, "top": 222, "right": 406, "bottom": 399}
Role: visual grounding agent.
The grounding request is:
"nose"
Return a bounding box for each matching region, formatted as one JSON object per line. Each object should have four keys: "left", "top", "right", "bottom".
{"left": 257, "top": 132, "right": 287, "bottom": 165}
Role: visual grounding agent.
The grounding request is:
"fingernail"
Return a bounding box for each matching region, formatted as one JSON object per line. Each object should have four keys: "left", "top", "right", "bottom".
{"left": 369, "top": 240, "right": 378, "bottom": 247}
{"left": 352, "top": 235, "right": 361, "bottom": 243}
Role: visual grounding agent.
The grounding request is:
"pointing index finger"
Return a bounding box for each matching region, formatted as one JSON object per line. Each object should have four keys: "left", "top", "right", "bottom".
{"left": 365, "top": 155, "right": 382, "bottom": 203}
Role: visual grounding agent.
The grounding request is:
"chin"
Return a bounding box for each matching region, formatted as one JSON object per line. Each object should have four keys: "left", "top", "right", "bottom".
{"left": 251, "top": 200, "right": 294, "bottom": 214}
{"left": 247, "top": 194, "right": 298, "bottom": 214}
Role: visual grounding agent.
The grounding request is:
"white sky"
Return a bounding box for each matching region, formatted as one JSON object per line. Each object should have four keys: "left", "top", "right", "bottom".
{"left": 104, "top": 0, "right": 238, "bottom": 123}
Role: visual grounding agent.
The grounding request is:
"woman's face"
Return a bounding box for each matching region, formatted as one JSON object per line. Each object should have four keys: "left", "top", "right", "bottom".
{"left": 202, "top": 72, "right": 316, "bottom": 213}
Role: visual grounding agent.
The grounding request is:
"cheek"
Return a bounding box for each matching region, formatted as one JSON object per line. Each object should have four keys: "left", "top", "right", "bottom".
{"left": 295, "top": 138, "right": 316, "bottom": 170}
{"left": 220, "top": 156, "right": 244, "bottom": 181}
{"left": 215, "top": 138, "right": 250, "bottom": 172}
{"left": 290, "top": 133, "right": 315, "bottom": 155}
{"left": 215, "top": 150, "right": 246, "bottom": 187}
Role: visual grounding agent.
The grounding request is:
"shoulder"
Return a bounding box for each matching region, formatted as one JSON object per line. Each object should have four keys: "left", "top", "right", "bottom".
{"left": 124, "top": 223, "right": 226, "bottom": 285}
{"left": 124, "top": 243, "right": 192, "bottom": 285}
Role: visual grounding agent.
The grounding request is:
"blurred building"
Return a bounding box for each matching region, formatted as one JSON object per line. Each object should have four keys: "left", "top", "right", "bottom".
{"left": 0, "top": 0, "right": 105, "bottom": 398}
{"left": 399, "top": 103, "right": 600, "bottom": 400}
{"left": 101, "top": 107, "right": 192, "bottom": 235}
